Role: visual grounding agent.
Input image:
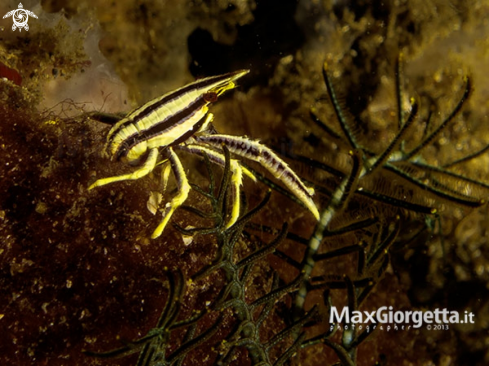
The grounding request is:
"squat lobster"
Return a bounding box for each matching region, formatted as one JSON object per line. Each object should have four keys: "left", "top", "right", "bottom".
{"left": 89, "top": 70, "right": 319, "bottom": 238}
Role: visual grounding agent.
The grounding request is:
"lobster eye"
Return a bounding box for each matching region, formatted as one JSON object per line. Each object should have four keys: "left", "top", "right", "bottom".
{"left": 203, "top": 92, "right": 218, "bottom": 103}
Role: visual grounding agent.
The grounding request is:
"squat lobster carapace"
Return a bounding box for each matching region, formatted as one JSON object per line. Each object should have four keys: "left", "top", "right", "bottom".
{"left": 89, "top": 70, "right": 319, "bottom": 239}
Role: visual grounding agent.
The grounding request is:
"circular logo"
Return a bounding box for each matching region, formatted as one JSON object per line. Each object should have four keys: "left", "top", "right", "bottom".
{"left": 3, "top": 3, "right": 38, "bottom": 32}
{"left": 12, "top": 9, "right": 29, "bottom": 29}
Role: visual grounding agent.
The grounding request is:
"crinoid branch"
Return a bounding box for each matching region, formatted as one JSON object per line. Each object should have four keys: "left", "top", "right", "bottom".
{"left": 285, "top": 55, "right": 488, "bottom": 365}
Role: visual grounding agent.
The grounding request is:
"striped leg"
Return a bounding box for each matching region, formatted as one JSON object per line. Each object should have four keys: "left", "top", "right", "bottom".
{"left": 196, "top": 134, "right": 320, "bottom": 220}
{"left": 177, "top": 144, "right": 255, "bottom": 228}
{"left": 159, "top": 160, "right": 172, "bottom": 193}
{"left": 151, "top": 148, "right": 191, "bottom": 239}
{"left": 227, "top": 159, "right": 243, "bottom": 229}
{"left": 88, "top": 148, "right": 159, "bottom": 190}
